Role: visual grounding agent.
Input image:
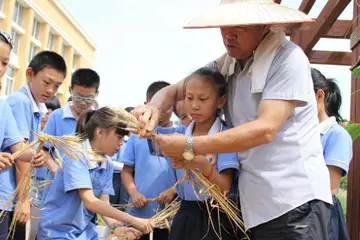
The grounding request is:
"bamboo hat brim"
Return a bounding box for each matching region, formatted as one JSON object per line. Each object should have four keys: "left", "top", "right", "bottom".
{"left": 184, "top": 0, "right": 314, "bottom": 29}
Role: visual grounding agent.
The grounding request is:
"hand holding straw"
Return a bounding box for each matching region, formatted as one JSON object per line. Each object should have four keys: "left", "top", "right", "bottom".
{"left": 3, "top": 132, "right": 103, "bottom": 239}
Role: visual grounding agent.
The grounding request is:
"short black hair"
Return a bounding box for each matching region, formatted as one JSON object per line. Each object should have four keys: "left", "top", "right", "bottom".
{"left": 125, "top": 107, "right": 134, "bottom": 113}
{"left": 28, "top": 51, "right": 67, "bottom": 77}
{"left": 45, "top": 96, "right": 61, "bottom": 111}
{"left": 146, "top": 81, "right": 170, "bottom": 101}
{"left": 71, "top": 68, "right": 100, "bottom": 91}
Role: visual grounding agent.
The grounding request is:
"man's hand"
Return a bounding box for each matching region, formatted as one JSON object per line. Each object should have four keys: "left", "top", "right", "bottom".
{"left": 130, "top": 191, "right": 148, "bottom": 208}
{"left": 158, "top": 188, "right": 176, "bottom": 205}
{"left": 31, "top": 150, "right": 47, "bottom": 168}
{"left": 154, "top": 134, "right": 187, "bottom": 159}
{"left": 133, "top": 104, "right": 161, "bottom": 138}
{"left": 15, "top": 198, "right": 31, "bottom": 224}
{"left": 0, "top": 152, "right": 14, "bottom": 171}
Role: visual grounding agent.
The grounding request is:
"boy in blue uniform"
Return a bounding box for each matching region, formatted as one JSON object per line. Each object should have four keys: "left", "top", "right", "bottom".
{"left": 122, "top": 81, "right": 175, "bottom": 240}
{"left": 42, "top": 68, "right": 100, "bottom": 174}
{"left": 6, "top": 50, "right": 67, "bottom": 238}
{"left": 28, "top": 68, "right": 100, "bottom": 239}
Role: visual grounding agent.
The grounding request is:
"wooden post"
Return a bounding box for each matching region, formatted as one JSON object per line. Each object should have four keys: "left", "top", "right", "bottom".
{"left": 347, "top": 1, "right": 360, "bottom": 239}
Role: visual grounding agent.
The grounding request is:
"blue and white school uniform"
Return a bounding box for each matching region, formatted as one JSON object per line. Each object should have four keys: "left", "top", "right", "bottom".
{"left": 122, "top": 134, "right": 173, "bottom": 219}
{"left": 38, "top": 140, "right": 114, "bottom": 240}
{"left": 6, "top": 84, "right": 47, "bottom": 207}
{"left": 0, "top": 99, "right": 24, "bottom": 211}
{"left": 320, "top": 117, "right": 352, "bottom": 240}
{"left": 43, "top": 102, "right": 77, "bottom": 137}
{"left": 0, "top": 99, "right": 25, "bottom": 239}
{"left": 41, "top": 102, "right": 77, "bottom": 197}
{"left": 157, "top": 118, "right": 240, "bottom": 240}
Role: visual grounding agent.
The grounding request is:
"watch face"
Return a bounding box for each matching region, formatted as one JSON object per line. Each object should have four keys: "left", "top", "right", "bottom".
{"left": 182, "top": 152, "right": 194, "bottom": 162}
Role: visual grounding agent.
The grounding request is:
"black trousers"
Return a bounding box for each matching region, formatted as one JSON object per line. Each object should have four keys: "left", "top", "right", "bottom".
{"left": 140, "top": 228, "right": 169, "bottom": 240}
{"left": 0, "top": 210, "right": 26, "bottom": 240}
{"left": 250, "top": 200, "right": 331, "bottom": 240}
{"left": 170, "top": 200, "right": 238, "bottom": 240}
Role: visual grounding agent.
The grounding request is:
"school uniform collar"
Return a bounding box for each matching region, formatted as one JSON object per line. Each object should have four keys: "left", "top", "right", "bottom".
{"left": 81, "top": 139, "right": 108, "bottom": 170}
{"left": 319, "top": 116, "right": 337, "bottom": 135}
{"left": 185, "top": 117, "right": 223, "bottom": 137}
{"left": 62, "top": 102, "right": 76, "bottom": 119}
{"left": 23, "top": 83, "right": 47, "bottom": 114}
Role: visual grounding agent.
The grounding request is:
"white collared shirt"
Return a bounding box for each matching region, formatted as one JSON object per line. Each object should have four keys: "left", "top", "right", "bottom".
{"left": 319, "top": 116, "right": 337, "bottom": 135}
{"left": 24, "top": 83, "right": 48, "bottom": 115}
{"left": 62, "top": 102, "right": 76, "bottom": 119}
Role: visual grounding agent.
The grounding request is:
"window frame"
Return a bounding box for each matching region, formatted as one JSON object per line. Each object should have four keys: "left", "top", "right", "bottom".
{"left": 32, "top": 19, "right": 40, "bottom": 39}
{"left": 13, "top": 2, "right": 24, "bottom": 26}
{"left": 4, "top": 67, "right": 15, "bottom": 96}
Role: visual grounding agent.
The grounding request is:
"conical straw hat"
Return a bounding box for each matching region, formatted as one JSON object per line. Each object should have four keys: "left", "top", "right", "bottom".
{"left": 184, "top": 0, "right": 313, "bottom": 29}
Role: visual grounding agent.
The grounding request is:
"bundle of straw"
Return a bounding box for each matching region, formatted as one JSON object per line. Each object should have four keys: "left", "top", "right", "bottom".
{"left": 150, "top": 197, "right": 180, "bottom": 230}
{"left": 2, "top": 132, "right": 103, "bottom": 239}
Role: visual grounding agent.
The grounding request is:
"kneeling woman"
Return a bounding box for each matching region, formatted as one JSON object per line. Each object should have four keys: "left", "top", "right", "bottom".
{"left": 37, "top": 107, "right": 153, "bottom": 240}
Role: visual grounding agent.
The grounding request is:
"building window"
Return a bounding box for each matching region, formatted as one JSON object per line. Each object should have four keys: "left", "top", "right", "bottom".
{"left": 29, "top": 44, "right": 38, "bottom": 62}
{"left": 47, "top": 33, "right": 55, "bottom": 50}
{"left": 13, "top": 2, "right": 24, "bottom": 26}
{"left": 4, "top": 67, "right": 15, "bottom": 96}
{"left": 32, "top": 19, "right": 40, "bottom": 39}
{"left": 61, "top": 44, "right": 67, "bottom": 59}
{"left": 72, "top": 54, "right": 77, "bottom": 69}
{"left": 11, "top": 30, "right": 20, "bottom": 54}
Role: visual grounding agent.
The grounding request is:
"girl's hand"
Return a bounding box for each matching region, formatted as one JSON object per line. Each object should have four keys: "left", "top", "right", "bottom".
{"left": 131, "top": 217, "right": 154, "bottom": 235}
{"left": 0, "top": 152, "right": 14, "bottom": 171}
{"left": 111, "top": 226, "right": 142, "bottom": 240}
{"left": 130, "top": 191, "right": 148, "bottom": 208}
{"left": 158, "top": 188, "right": 176, "bottom": 205}
{"left": 31, "top": 150, "right": 47, "bottom": 168}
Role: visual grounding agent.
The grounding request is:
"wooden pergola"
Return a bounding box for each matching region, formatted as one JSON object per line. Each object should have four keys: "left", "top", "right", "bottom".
{"left": 275, "top": 0, "right": 360, "bottom": 239}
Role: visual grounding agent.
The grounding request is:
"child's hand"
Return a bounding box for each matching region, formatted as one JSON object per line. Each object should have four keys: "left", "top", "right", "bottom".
{"left": 157, "top": 188, "right": 176, "bottom": 205}
{"left": 16, "top": 198, "right": 31, "bottom": 224}
{"left": 130, "top": 191, "right": 148, "bottom": 208}
{"left": 131, "top": 217, "right": 154, "bottom": 235}
{"left": 0, "top": 152, "right": 14, "bottom": 171}
{"left": 110, "top": 226, "right": 142, "bottom": 240}
{"left": 31, "top": 150, "right": 47, "bottom": 168}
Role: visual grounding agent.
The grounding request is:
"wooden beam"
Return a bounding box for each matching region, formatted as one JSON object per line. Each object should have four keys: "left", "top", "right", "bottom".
{"left": 348, "top": 1, "right": 360, "bottom": 239}
{"left": 309, "top": 50, "right": 352, "bottom": 65}
{"left": 298, "top": 0, "right": 315, "bottom": 14}
{"left": 297, "top": 0, "right": 351, "bottom": 55}
{"left": 327, "top": 20, "right": 352, "bottom": 39}
{"left": 286, "top": 20, "right": 352, "bottom": 39}
{"left": 274, "top": 0, "right": 282, "bottom": 4}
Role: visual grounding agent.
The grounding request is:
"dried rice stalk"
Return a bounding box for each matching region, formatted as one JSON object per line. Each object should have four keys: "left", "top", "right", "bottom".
{"left": 188, "top": 169, "right": 248, "bottom": 239}
{"left": 113, "top": 197, "right": 159, "bottom": 210}
{"left": 150, "top": 197, "right": 180, "bottom": 230}
{"left": 3, "top": 132, "right": 104, "bottom": 239}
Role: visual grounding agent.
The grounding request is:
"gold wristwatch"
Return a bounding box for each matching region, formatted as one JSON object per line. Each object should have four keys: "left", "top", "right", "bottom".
{"left": 182, "top": 136, "right": 194, "bottom": 162}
